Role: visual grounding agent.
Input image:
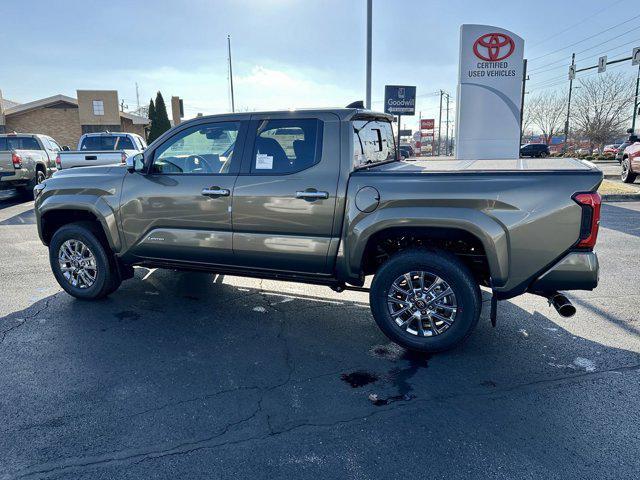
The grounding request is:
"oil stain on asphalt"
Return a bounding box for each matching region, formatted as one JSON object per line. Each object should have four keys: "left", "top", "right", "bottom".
{"left": 342, "top": 349, "right": 431, "bottom": 406}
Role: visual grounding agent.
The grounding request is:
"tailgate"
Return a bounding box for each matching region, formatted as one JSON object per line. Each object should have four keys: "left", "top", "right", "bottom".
{"left": 59, "top": 151, "right": 123, "bottom": 168}
{"left": 0, "top": 152, "right": 14, "bottom": 173}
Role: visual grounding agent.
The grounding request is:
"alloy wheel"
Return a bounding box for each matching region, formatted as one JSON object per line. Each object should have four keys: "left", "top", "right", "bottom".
{"left": 387, "top": 271, "right": 458, "bottom": 337}
{"left": 58, "top": 239, "right": 98, "bottom": 289}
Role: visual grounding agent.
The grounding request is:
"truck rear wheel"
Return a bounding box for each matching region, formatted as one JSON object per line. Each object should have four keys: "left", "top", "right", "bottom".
{"left": 370, "top": 250, "right": 481, "bottom": 353}
{"left": 49, "top": 223, "right": 119, "bottom": 300}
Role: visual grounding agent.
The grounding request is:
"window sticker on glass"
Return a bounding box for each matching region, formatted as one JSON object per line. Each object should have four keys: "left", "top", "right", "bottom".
{"left": 255, "top": 153, "right": 273, "bottom": 169}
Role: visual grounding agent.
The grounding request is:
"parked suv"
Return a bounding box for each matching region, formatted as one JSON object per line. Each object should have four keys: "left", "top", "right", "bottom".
{"left": 34, "top": 108, "right": 602, "bottom": 353}
{"left": 520, "top": 143, "right": 550, "bottom": 158}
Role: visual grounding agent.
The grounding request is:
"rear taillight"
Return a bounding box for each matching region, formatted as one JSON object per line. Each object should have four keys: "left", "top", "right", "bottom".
{"left": 573, "top": 192, "right": 601, "bottom": 249}
{"left": 55, "top": 154, "right": 61, "bottom": 168}
{"left": 121, "top": 152, "right": 127, "bottom": 164}
{"left": 11, "top": 152, "right": 22, "bottom": 169}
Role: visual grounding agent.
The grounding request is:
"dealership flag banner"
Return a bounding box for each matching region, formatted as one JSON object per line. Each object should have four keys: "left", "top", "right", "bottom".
{"left": 455, "top": 24, "right": 524, "bottom": 160}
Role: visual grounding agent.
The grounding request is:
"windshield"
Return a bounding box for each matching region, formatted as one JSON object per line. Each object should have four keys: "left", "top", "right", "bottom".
{"left": 352, "top": 119, "right": 396, "bottom": 169}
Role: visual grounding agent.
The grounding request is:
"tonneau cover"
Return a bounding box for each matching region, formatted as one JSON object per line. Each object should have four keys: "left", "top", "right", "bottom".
{"left": 365, "top": 157, "right": 597, "bottom": 173}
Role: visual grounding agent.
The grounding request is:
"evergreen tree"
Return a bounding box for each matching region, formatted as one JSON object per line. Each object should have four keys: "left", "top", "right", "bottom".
{"left": 148, "top": 92, "right": 171, "bottom": 143}
{"left": 146, "top": 99, "right": 156, "bottom": 142}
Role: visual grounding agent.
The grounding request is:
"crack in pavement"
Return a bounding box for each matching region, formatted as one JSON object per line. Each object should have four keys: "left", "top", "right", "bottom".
{"left": 8, "top": 361, "right": 640, "bottom": 479}
{"left": 0, "top": 297, "right": 53, "bottom": 345}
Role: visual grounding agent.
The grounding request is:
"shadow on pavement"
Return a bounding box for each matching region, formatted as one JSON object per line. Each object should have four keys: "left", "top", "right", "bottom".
{"left": 1, "top": 269, "right": 639, "bottom": 479}
{"left": 601, "top": 202, "right": 640, "bottom": 238}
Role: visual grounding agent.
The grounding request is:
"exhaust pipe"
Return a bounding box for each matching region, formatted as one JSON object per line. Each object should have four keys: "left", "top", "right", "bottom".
{"left": 547, "top": 293, "right": 576, "bottom": 318}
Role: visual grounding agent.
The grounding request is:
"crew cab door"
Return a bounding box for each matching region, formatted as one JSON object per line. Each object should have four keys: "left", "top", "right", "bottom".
{"left": 231, "top": 112, "right": 341, "bottom": 273}
{"left": 119, "top": 120, "right": 247, "bottom": 264}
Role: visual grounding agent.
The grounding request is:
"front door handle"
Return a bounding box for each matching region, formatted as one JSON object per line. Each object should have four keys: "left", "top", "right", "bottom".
{"left": 296, "top": 189, "right": 329, "bottom": 200}
{"left": 202, "top": 187, "right": 230, "bottom": 197}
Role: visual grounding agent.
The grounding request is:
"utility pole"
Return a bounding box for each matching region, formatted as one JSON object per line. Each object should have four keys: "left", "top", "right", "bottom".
{"left": 437, "top": 90, "right": 443, "bottom": 156}
{"left": 519, "top": 58, "right": 528, "bottom": 146}
{"left": 632, "top": 63, "right": 640, "bottom": 132}
{"left": 365, "top": 0, "right": 372, "bottom": 109}
{"left": 135, "top": 82, "right": 140, "bottom": 110}
{"left": 445, "top": 94, "right": 450, "bottom": 155}
{"left": 227, "top": 35, "right": 235, "bottom": 113}
{"left": 563, "top": 53, "right": 575, "bottom": 152}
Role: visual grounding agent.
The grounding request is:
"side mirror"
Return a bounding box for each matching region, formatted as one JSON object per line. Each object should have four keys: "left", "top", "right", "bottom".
{"left": 127, "top": 153, "right": 145, "bottom": 173}
{"left": 62, "top": 145, "right": 70, "bottom": 151}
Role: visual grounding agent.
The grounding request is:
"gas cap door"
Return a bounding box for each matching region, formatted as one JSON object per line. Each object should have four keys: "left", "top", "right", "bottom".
{"left": 355, "top": 186, "right": 380, "bottom": 213}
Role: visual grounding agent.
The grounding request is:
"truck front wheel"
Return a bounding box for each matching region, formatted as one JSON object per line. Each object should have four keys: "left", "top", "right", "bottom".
{"left": 370, "top": 250, "right": 481, "bottom": 353}
{"left": 49, "top": 223, "right": 120, "bottom": 300}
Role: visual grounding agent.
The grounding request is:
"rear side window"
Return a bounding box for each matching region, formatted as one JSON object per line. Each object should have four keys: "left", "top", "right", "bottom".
{"left": 116, "top": 136, "right": 135, "bottom": 150}
{"left": 352, "top": 119, "right": 395, "bottom": 168}
{"left": 0, "top": 138, "right": 6, "bottom": 150}
{"left": 80, "top": 136, "right": 118, "bottom": 151}
{"left": 3, "top": 136, "right": 41, "bottom": 150}
{"left": 251, "top": 119, "right": 322, "bottom": 174}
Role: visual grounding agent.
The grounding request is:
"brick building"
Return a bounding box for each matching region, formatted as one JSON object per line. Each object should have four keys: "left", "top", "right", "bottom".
{"left": 0, "top": 90, "right": 149, "bottom": 148}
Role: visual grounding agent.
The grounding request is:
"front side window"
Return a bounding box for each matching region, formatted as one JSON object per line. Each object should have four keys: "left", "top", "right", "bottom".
{"left": 92, "top": 100, "right": 105, "bottom": 116}
{"left": 152, "top": 122, "right": 239, "bottom": 174}
{"left": 47, "top": 137, "right": 61, "bottom": 151}
{"left": 352, "top": 119, "right": 395, "bottom": 168}
{"left": 251, "top": 119, "right": 321, "bottom": 174}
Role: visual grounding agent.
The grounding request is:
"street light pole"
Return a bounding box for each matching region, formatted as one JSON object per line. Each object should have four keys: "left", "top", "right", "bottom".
{"left": 365, "top": 0, "right": 372, "bottom": 109}
{"left": 563, "top": 53, "right": 575, "bottom": 152}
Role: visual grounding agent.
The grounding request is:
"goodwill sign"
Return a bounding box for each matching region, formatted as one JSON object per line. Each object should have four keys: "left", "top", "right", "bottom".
{"left": 455, "top": 24, "right": 524, "bottom": 160}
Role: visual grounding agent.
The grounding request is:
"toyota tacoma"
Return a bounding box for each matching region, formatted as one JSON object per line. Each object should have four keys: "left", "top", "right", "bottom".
{"left": 33, "top": 107, "right": 602, "bottom": 352}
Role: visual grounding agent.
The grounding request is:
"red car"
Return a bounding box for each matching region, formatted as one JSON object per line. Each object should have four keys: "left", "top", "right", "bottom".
{"left": 621, "top": 140, "right": 640, "bottom": 183}
{"left": 603, "top": 144, "right": 620, "bottom": 155}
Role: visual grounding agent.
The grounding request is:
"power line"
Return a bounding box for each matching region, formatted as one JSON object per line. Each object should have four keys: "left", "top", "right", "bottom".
{"left": 529, "top": 35, "right": 640, "bottom": 75}
{"left": 527, "top": 0, "right": 625, "bottom": 49}
{"left": 528, "top": 13, "right": 640, "bottom": 62}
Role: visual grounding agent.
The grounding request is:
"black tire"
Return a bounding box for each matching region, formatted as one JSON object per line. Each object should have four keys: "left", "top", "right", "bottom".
{"left": 49, "top": 223, "right": 119, "bottom": 300}
{"left": 17, "top": 168, "right": 46, "bottom": 200}
{"left": 621, "top": 158, "right": 637, "bottom": 184}
{"left": 370, "top": 249, "right": 481, "bottom": 353}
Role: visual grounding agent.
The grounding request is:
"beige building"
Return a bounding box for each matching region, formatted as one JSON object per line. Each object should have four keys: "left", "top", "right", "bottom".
{"left": 0, "top": 90, "right": 149, "bottom": 148}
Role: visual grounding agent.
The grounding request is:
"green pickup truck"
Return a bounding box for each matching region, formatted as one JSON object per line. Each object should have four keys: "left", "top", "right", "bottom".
{"left": 33, "top": 108, "right": 602, "bottom": 352}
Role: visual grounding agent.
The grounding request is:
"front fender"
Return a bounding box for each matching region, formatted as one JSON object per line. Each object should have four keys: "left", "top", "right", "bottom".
{"left": 338, "top": 206, "right": 509, "bottom": 287}
{"left": 36, "top": 191, "right": 122, "bottom": 252}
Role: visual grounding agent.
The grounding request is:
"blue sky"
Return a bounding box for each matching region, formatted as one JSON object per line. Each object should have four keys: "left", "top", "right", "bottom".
{"left": 1, "top": 0, "right": 638, "bottom": 130}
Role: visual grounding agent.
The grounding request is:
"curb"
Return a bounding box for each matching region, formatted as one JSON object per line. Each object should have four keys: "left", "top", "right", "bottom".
{"left": 602, "top": 193, "right": 640, "bottom": 202}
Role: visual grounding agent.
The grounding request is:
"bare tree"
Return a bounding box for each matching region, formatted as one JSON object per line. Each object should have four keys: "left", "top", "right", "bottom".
{"left": 527, "top": 92, "right": 567, "bottom": 145}
{"left": 571, "top": 71, "right": 634, "bottom": 151}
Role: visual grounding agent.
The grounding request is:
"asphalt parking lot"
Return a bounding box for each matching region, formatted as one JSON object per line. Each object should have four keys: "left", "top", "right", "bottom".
{"left": 1, "top": 188, "right": 639, "bottom": 480}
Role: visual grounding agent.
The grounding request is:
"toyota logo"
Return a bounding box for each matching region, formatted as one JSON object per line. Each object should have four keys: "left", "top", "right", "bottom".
{"left": 473, "top": 33, "right": 515, "bottom": 61}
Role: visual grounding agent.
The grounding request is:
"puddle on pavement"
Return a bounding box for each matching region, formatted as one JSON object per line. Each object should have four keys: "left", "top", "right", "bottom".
{"left": 113, "top": 311, "right": 141, "bottom": 321}
{"left": 359, "top": 348, "right": 431, "bottom": 406}
{"left": 340, "top": 371, "right": 379, "bottom": 388}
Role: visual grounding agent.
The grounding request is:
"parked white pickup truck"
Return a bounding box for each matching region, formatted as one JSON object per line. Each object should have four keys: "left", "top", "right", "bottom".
{"left": 0, "top": 133, "right": 61, "bottom": 197}
{"left": 56, "top": 132, "right": 147, "bottom": 169}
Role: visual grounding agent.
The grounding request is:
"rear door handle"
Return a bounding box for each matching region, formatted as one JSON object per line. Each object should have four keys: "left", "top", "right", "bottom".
{"left": 202, "top": 187, "right": 230, "bottom": 197}
{"left": 296, "top": 190, "right": 329, "bottom": 200}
